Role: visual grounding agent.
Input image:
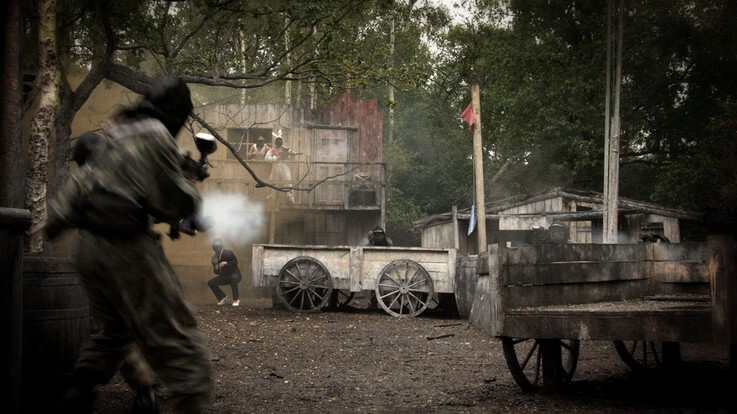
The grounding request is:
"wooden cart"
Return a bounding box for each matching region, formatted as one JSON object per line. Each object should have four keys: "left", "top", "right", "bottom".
{"left": 470, "top": 236, "right": 736, "bottom": 392}
{"left": 252, "top": 244, "right": 457, "bottom": 317}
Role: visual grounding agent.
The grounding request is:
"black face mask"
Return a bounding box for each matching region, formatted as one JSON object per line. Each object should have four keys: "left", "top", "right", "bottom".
{"left": 119, "top": 77, "right": 193, "bottom": 137}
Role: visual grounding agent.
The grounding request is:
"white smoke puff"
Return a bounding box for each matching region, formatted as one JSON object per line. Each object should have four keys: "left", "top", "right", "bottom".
{"left": 198, "top": 192, "right": 265, "bottom": 246}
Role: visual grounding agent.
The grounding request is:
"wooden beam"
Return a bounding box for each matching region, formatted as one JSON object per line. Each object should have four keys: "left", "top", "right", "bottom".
{"left": 452, "top": 205, "right": 459, "bottom": 249}
{"left": 306, "top": 123, "right": 359, "bottom": 131}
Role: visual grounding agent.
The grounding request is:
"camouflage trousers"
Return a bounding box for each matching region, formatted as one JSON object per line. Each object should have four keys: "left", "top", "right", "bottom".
{"left": 73, "top": 230, "right": 212, "bottom": 413}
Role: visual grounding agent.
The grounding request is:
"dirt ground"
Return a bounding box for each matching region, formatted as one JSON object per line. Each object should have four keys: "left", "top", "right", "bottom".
{"left": 94, "top": 298, "right": 733, "bottom": 413}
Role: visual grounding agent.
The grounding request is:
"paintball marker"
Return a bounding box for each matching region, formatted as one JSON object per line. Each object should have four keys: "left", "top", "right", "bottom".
{"left": 181, "top": 132, "right": 217, "bottom": 181}
{"left": 170, "top": 132, "right": 217, "bottom": 239}
{"left": 278, "top": 148, "right": 303, "bottom": 160}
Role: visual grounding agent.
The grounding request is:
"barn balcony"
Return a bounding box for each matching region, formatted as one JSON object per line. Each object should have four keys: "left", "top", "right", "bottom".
{"left": 209, "top": 159, "right": 385, "bottom": 212}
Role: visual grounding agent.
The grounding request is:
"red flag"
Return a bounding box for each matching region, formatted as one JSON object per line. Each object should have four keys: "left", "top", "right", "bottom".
{"left": 460, "top": 102, "right": 476, "bottom": 132}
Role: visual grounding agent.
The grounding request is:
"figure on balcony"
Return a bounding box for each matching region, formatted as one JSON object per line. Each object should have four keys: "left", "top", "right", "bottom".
{"left": 247, "top": 136, "right": 270, "bottom": 160}
{"left": 265, "top": 130, "right": 295, "bottom": 203}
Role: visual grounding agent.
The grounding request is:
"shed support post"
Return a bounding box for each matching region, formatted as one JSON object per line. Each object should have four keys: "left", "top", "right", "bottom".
{"left": 452, "top": 205, "right": 459, "bottom": 249}
{"left": 540, "top": 339, "right": 562, "bottom": 393}
{"left": 269, "top": 212, "right": 276, "bottom": 243}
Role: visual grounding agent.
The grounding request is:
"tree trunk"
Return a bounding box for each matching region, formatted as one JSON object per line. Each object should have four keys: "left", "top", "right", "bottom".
{"left": 387, "top": 17, "right": 395, "bottom": 142}
{"left": 238, "top": 28, "right": 247, "bottom": 106}
{"left": 49, "top": 0, "right": 109, "bottom": 199}
{"left": 284, "top": 15, "right": 292, "bottom": 105}
{"left": 26, "top": 0, "right": 60, "bottom": 253}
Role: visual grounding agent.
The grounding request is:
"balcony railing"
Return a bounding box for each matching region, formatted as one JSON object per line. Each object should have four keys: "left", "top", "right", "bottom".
{"left": 207, "top": 160, "right": 385, "bottom": 211}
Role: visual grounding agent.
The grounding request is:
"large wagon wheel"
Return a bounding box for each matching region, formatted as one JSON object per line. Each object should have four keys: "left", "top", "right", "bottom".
{"left": 327, "top": 290, "right": 355, "bottom": 310}
{"left": 276, "top": 256, "right": 333, "bottom": 313}
{"left": 501, "top": 337, "right": 580, "bottom": 392}
{"left": 375, "top": 259, "right": 434, "bottom": 317}
{"left": 613, "top": 341, "right": 680, "bottom": 371}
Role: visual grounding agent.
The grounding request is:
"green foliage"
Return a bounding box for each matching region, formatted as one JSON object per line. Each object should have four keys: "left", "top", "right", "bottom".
{"left": 383, "top": 0, "right": 737, "bottom": 243}
{"left": 24, "top": 0, "right": 737, "bottom": 242}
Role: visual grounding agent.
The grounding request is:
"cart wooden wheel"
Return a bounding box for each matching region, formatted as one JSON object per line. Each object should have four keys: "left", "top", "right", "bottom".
{"left": 501, "top": 337, "right": 580, "bottom": 392}
{"left": 276, "top": 256, "right": 333, "bottom": 313}
{"left": 328, "top": 290, "right": 355, "bottom": 310}
{"left": 613, "top": 341, "right": 681, "bottom": 371}
{"left": 375, "top": 259, "right": 434, "bottom": 317}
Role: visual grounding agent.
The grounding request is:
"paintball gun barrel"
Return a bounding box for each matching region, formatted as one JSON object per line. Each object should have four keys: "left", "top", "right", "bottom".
{"left": 182, "top": 132, "right": 217, "bottom": 181}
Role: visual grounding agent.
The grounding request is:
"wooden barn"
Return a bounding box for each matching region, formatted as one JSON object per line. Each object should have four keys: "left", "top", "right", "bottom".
{"left": 415, "top": 187, "right": 701, "bottom": 254}
{"left": 162, "top": 93, "right": 386, "bottom": 303}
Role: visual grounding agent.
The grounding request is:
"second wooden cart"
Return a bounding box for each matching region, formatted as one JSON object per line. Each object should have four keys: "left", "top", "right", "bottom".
{"left": 470, "top": 236, "right": 736, "bottom": 392}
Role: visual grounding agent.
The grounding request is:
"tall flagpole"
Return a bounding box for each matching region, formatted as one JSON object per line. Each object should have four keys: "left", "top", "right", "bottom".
{"left": 471, "top": 84, "right": 487, "bottom": 253}
{"left": 604, "top": 0, "right": 624, "bottom": 244}
{"left": 602, "top": 0, "right": 613, "bottom": 243}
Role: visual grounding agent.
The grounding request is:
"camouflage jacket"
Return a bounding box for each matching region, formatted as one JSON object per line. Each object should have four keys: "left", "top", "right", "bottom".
{"left": 47, "top": 118, "right": 200, "bottom": 237}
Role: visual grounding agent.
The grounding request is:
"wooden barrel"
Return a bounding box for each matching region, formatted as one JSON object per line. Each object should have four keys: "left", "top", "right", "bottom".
{"left": 23, "top": 256, "right": 90, "bottom": 410}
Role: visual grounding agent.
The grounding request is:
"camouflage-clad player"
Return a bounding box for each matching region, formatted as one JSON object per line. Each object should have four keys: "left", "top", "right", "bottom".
{"left": 46, "top": 78, "right": 212, "bottom": 413}
{"left": 70, "top": 131, "right": 159, "bottom": 413}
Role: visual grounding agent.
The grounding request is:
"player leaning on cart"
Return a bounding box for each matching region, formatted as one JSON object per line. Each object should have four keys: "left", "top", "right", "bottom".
{"left": 208, "top": 239, "right": 243, "bottom": 306}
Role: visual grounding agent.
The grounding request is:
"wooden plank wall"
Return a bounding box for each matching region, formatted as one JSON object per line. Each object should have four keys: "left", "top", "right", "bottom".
{"left": 421, "top": 222, "right": 454, "bottom": 249}
{"left": 500, "top": 244, "right": 651, "bottom": 308}
{"left": 311, "top": 93, "right": 383, "bottom": 163}
{"left": 651, "top": 242, "right": 709, "bottom": 295}
{"left": 483, "top": 242, "right": 705, "bottom": 311}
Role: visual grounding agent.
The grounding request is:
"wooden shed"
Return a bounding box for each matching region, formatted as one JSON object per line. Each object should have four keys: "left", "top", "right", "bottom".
{"left": 162, "top": 93, "right": 386, "bottom": 303}
{"left": 415, "top": 187, "right": 701, "bottom": 254}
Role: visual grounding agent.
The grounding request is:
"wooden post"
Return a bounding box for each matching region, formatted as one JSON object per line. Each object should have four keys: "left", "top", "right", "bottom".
{"left": 452, "top": 205, "right": 460, "bottom": 249}
{"left": 471, "top": 84, "right": 487, "bottom": 253}
{"left": 603, "top": 0, "right": 623, "bottom": 244}
{"left": 0, "top": 0, "right": 25, "bottom": 411}
{"left": 269, "top": 212, "right": 276, "bottom": 243}
{"left": 709, "top": 235, "right": 736, "bottom": 345}
{"left": 380, "top": 164, "right": 386, "bottom": 229}
{"left": 540, "top": 339, "right": 563, "bottom": 393}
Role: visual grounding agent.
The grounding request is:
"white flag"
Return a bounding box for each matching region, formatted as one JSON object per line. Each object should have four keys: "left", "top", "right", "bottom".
{"left": 467, "top": 204, "right": 476, "bottom": 236}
